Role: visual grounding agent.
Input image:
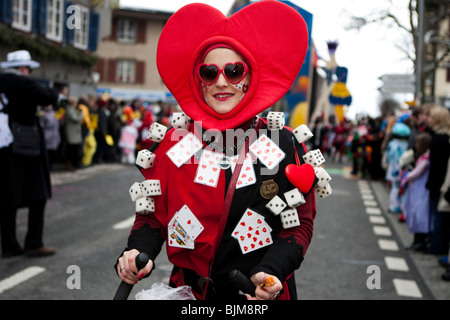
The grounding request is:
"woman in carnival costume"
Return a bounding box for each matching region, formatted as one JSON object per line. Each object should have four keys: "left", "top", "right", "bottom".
{"left": 115, "top": 1, "right": 332, "bottom": 300}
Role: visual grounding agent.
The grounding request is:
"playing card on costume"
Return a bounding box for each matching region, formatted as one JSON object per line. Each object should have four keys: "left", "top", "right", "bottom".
{"left": 249, "top": 134, "right": 285, "bottom": 170}
{"left": 232, "top": 208, "right": 273, "bottom": 254}
{"left": 175, "top": 205, "right": 204, "bottom": 240}
{"left": 166, "top": 132, "right": 202, "bottom": 168}
{"left": 194, "top": 149, "right": 221, "bottom": 187}
{"left": 168, "top": 205, "right": 204, "bottom": 249}
{"left": 168, "top": 214, "right": 194, "bottom": 249}
{"left": 230, "top": 153, "right": 257, "bottom": 189}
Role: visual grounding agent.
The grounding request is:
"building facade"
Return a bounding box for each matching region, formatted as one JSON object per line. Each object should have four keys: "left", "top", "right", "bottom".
{"left": 94, "top": 7, "right": 172, "bottom": 103}
{"left": 0, "top": 0, "right": 106, "bottom": 96}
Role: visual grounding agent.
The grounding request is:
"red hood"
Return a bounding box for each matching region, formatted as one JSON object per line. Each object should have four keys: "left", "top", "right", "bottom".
{"left": 157, "top": 0, "right": 308, "bottom": 131}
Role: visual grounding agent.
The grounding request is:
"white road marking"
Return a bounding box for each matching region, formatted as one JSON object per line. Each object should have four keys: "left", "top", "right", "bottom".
{"left": 373, "top": 226, "right": 392, "bottom": 236}
{"left": 369, "top": 216, "right": 386, "bottom": 224}
{"left": 366, "top": 207, "right": 382, "bottom": 215}
{"left": 393, "top": 279, "right": 423, "bottom": 298}
{"left": 362, "top": 194, "right": 375, "bottom": 200}
{"left": 360, "top": 181, "right": 423, "bottom": 299}
{"left": 385, "top": 256, "right": 409, "bottom": 272}
{"left": 363, "top": 200, "right": 378, "bottom": 207}
{"left": 378, "top": 239, "right": 399, "bottom": 251}
{"left": 113, "top": 216, "right": 135, "bottom": 230}
{"left": 0, "top": 266, "right": 46, "bottom": 294}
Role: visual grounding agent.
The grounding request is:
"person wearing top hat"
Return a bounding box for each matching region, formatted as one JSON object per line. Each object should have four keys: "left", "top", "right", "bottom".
{"left": 114, "top": 1, "right": 333, "bottom": 301}
{"left": 0, "top": 50, "right": 58, "bottom": 258}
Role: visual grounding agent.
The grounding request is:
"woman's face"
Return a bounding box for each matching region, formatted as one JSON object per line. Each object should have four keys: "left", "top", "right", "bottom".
{"left": 201, "top": 48, "right": 251, "bottom": 114}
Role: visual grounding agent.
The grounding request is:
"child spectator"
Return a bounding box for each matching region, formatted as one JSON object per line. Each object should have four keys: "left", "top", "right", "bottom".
{"left": 385, "top": 122, "right": 411, "bottom": 213}
{"left": 118, "top": 118, "right": 140, "bottom": 164}
{"left": 400, "top": 132, "right": 432, "bottom": 251}
{"left": 41, "top": 104, "right": 61, "bottom": 170}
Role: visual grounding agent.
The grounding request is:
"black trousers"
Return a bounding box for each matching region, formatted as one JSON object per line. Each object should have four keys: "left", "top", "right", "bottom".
{"left": 0, "top": 199, "right": 46, "bottom": 253}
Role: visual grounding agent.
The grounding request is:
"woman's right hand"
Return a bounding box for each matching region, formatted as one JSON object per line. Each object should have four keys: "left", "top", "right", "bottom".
{"left": 117, "top": 249, "right": 154, "bottom": 285}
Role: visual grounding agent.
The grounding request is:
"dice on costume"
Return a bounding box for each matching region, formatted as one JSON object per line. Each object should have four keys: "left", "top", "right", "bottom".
{"left": 147, "top": 122, "right": 167, "bottom": 143}
{"left": 141, "top": 179, "right": 162, "bottom": 196}
{"left": 136, "top": 197, "right": 155, "bottom": 214}
{"left": 302, "top": 149, "right": 325, "bottom": 167}
{"left": 316, "top": 183, "right": 332, "bottom": 199}
{"left": 171, "top": 112, "right": 190, "bottom": 130}
{"left": 280, "top": 208, "right": 300, "bottom": 229}
{"left": 267, "top": 111, "right": 285, "bottom": 130}
{"left": 283, "top": 188, "right": 306, "bottom": 208}
{"left": 265, "top": 195, "right": 287, "bottom": 216}
{"left": 135, "top": 149, "right": 156, "bottom": 169}
{"left": 129, "top": 182, "right": 143, "bottom": 202}
{"left": 314, "top": 167, "right": 332, "bottom": 188}
{"left": 293, "top": 124, "right": 313, "bottom": 144}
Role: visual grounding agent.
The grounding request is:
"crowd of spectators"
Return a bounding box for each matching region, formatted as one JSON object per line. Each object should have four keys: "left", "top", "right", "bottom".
{"left": 40, "top": 87, "right": 177, "bottom": 171}
{"left": 306, "top": 103, "right": 450, "bottom": 282}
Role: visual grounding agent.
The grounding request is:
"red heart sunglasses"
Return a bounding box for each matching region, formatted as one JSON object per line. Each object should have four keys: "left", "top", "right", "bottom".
{"left": 198, "top": 61, "right": 249, "bottom": 85}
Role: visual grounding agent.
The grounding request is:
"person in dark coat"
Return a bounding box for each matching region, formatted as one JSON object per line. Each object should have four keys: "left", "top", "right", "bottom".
{"left": 0, "top": 50, "right": 58, "bottom": 258}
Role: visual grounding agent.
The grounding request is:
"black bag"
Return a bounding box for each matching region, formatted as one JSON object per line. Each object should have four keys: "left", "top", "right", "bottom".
{"left": 10, "top": 120, "right": 41, "bottom": 156}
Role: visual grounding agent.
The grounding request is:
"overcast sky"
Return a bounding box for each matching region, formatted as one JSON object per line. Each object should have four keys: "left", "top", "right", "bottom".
{"left": 119, "top": 0, "right": 415, "bottom": 119}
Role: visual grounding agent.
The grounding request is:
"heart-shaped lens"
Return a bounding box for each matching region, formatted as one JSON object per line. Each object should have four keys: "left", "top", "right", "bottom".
{"left": 224, "top": 63, "right": 246, "bottom": 84}
{"left": 199, "top": 65, "right": 219, "bottom": 84}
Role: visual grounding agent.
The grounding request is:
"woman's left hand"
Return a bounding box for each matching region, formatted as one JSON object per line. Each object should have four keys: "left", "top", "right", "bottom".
{"left": 245, "top": 272, "right": 283, "bottom": 300}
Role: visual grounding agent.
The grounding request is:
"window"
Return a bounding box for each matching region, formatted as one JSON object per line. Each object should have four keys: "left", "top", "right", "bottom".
{"left": 12, "top": 0, "right": 32, "bottom": 32}
{"left": 74, "top": 5, "right": 89, "bottom": 50}
{"left": 46, "top": 0, "right": 64, "bottom": 42}
{"left": 117, "top": 19, "right": 137, "bottom": 43}
{"left": 116, "top": 60, "right": 136, "bottom": 83}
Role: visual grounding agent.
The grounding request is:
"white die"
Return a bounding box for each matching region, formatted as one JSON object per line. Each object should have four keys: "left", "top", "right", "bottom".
{"left": 265, "top": 195, "right": 287, "bottom": 216}
{"left": 136, "top": 197, "right": 155, "bottom": 214}
{"left": 314, "top": 167, "right": 332, "bottom": 188}
{"left": 267, "top": 112, "right": 285, "bottom": 130}
{"left": 280, "top": 208, "right": 300, "bottom": 229}
{"left": 316, "top": 183, "right": 332, "bottom": 199}
{"left": 135, "top": 149, "right": 156, "bottom": 169}
{"left": 283, "top": 188, "right": 306, "bottom": 208}
{"left": 129, "top": 182, "right": 143, "bottom": 202}
{"left": 302, "top": 149, "right": 325, "bottom": 167}
{"left": 141, "top": 179, "right": 162, "bottom": 196}
{"left": 293, "top": 124, "right": 313, "bottom": 144}
{"left": 147, "top": 122, "right": 167, "bottom": 143}
{"left": 171, "top": 112, "right": 190, "bottom": 130}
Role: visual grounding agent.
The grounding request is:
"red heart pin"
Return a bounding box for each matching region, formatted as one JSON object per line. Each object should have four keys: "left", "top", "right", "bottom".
{"left": 285, "top": 163, "right": 315, "bottom": 194}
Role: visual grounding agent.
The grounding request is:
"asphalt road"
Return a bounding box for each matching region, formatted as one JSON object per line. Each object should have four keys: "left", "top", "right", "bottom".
{"left": 0, "top": 161, "right": 447, "bottom": 301}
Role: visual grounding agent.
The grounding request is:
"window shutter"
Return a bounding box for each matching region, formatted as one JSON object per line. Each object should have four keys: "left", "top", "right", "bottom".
{"left": 32, "top": 0, "right": 47, "bottom": 34}
{"left": 88, "top": 11, "right": 99, "bottom": 51}
{"left": 109, "top": 17, "right": 118, "bottom": 41}
{"left": 63, "top": 1, "right": 75, "bottom": 44}
{"left": 0, "top": 0, "right": 13, "bottom": 24}
{"left": 135, "top": 60, "right": 145, "bottom": 84}
{"left": 136, "top": 20, "right": 146, "bottom": 43}
{"left": 107, "top": 59, "right": 117, "bottom": 82}
{"left": 95, "top": 58, "right": 105, "bottom": 82}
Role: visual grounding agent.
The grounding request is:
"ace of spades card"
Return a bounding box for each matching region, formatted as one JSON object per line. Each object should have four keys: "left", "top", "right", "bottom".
{"left": 232, "top": 208, "right": 273, "bottom": 254}
{"left": 168, "top": 205, "right": 204, "bottom": 249}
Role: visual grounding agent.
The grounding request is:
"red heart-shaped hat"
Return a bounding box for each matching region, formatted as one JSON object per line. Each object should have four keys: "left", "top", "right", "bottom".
{"left": 157, "top": 0, "right": 308, "bottom": 131}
